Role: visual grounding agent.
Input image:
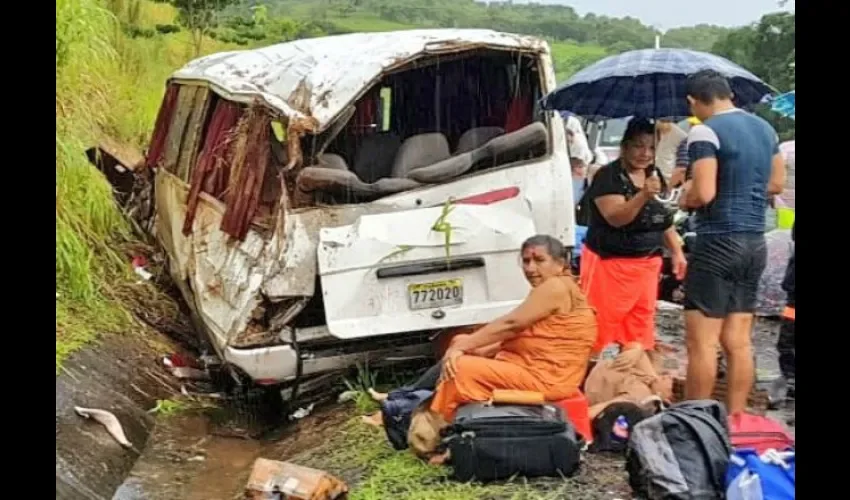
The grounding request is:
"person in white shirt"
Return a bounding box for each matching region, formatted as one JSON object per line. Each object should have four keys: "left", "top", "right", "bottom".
{"left": 654, "top": 120, "right": 688, "bottom": 180}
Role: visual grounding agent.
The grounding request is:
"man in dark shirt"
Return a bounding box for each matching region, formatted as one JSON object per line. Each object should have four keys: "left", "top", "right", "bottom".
{"left": 679, "top": 70, "right": 786, "bottom": 415}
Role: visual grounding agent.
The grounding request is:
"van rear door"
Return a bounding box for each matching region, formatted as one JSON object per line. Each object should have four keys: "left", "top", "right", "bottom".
{"left": 316, "top": 188, "right": 535, "bottom": 339}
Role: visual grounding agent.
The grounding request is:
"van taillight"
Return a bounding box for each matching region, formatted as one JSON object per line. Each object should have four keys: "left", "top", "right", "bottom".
{"left": 454, "top": 187, "right": 520, "bottom": 205}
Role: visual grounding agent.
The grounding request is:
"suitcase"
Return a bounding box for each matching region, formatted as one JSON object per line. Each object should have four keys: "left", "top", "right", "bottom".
{"left": 445, "top": 403, "right": 581, "bottom": 482}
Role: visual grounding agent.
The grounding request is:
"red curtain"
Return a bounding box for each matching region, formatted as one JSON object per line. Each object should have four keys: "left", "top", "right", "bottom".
{"left": 504, "top": 92, "right": 533, "bottom": 133}
{"left": 220, "top": 108, "right": 272, "bottom": 241}
{"left": 146, "top": 84, "right": 180, "bottom": 170}
{"left": 182, "top": 99, "right": 243, "bottom": 235}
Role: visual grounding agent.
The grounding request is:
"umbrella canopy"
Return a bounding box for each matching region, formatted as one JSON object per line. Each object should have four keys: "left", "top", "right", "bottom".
{"left": 542, "top": 48, "right": 776, "bottom": 120}
{"left": 770, "top": 90, "right": 795, "bottom": 120}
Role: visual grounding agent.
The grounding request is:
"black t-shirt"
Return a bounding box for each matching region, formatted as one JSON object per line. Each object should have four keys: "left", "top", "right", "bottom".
{"left": 584, "top": 161, "right": 674, "bottom": 258}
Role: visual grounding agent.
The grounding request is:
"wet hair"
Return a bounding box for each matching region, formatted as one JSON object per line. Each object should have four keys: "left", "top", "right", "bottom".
{"left": 621, "top": 117, "right": 656, "bottom": 147}
{"left": 685, "top": 69, "right": 733, "bottom": 104}
{"left": 521, "top": 234, "right": 571, "bottom": 263}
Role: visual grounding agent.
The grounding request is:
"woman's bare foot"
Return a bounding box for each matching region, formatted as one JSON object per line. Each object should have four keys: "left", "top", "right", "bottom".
{"left": 361, "top": 411, "right": 384, "bottom": 427}
{"left": 428, "top": 450, "right": 451, "bottom": 465}
{"left": 368, "top": 388, "right": 388, "bottom": 403}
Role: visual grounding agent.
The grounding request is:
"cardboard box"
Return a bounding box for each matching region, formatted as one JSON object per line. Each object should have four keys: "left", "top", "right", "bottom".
{"left": 245, "top": 458, "right": 348, "bottom": 500}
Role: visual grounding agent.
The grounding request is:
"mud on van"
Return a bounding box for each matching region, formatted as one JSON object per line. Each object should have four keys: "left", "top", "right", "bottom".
{"left": 141, "top": 29, "right": 575, "bottom": 396}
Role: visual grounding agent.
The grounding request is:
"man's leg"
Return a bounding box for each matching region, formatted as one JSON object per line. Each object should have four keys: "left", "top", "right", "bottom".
{"left": 719, "top": 313, "right": 755, "bottom": 414}
{"left": 682, "top": 234, "right": 733, "bottom": 402}
{"left": 722, "top": 234, "right": 768, "bottom": 414}
{"left": 684, "top": 310, "right": 724, "bottom": 400}
{"left": 776, "top": 317, "right": 796, "bottom": 395}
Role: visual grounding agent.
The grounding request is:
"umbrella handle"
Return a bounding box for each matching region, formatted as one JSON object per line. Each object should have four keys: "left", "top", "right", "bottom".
{"left": 655, "top": 187, "right": 682, "bottom": 206}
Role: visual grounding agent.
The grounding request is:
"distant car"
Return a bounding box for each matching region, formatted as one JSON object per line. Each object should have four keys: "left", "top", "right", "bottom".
{"left": 585, "top": 117, "right": 691, "bottom": 163}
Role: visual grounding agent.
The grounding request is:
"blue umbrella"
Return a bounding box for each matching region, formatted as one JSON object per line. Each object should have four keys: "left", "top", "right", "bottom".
{"left": 541, "top": 48, "right": 776, "bottom": 120}
{"left": 769, "top": 90, "right": 795, "bottom": 120}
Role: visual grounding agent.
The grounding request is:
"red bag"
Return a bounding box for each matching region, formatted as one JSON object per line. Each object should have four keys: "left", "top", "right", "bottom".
{"left": 728, "top": 412, "right": 794, "bottom": 454}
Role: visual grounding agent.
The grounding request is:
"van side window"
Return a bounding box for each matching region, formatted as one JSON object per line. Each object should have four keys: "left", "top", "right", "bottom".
{"left": 161, "top": 85, "right": 212, "bottom": 182}
{"left": 181, "top": 92, "right": 284, "bottom": 240}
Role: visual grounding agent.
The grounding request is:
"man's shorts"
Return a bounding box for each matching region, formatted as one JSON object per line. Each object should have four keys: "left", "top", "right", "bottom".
{"left": 684, "top": 233, "right": 768, "bottom": 318}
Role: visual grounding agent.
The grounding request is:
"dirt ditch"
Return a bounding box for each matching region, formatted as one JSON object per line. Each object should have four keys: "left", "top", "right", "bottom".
{"left": 56, "top": 328, "right": 183, "bottom": 500}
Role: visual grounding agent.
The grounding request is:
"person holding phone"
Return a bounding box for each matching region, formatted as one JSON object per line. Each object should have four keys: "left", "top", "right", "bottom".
{"left": 580, "top": 117, "right": 687, "bottom": 356}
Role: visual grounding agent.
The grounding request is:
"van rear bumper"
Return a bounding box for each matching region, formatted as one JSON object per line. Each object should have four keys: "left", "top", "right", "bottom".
{"left": 223, "top": 330, "right": 435, "bottom": 386}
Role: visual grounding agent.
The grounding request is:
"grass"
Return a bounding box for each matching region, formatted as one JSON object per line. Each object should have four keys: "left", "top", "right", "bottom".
{"left": 325, "top": 364, "right": 628, "bottom": 499}
{"left": 290, "top": 411, "right": 629, "bottom": 500}
{"left": 55, "top": 0, "right": 241, "bottom": 372}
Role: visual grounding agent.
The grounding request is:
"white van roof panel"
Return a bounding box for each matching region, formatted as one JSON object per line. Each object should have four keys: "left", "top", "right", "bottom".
{"left": 170, "top": 29, "right": 548, "bottom": 132}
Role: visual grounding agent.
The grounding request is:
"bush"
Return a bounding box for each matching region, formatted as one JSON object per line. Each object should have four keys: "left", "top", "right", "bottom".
{"left": 155, "top": 23, "right": 181, "bottom": 34}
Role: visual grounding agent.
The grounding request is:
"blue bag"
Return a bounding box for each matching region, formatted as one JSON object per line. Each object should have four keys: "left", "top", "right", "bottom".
{"left": 726, "top": 449, "right": 795, "bottom": 500}
{"left": 380, "top": 388, "right": 434, "bottom": 450}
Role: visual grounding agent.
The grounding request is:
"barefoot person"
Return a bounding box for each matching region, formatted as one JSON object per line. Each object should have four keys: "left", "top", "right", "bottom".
{"left": 679, "top": 70, "right": 786, "bottom": 415}
{"left": 430, "top": 235, "right": 598, "bottom": 423}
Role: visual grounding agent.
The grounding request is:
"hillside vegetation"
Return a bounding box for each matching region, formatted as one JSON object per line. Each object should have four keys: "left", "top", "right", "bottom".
{"left": 217, "top": 0, "right": 732, "bottom": 81}
{"left": 55, "top": 0, "right": 241, "bottom": 371}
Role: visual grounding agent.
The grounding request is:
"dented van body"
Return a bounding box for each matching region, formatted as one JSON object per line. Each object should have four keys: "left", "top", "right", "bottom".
{"left": 146, "top": 29, "right": 574, "bottom": 392}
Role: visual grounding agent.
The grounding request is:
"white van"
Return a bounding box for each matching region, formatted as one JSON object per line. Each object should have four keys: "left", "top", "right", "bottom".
{"left": 145, "top": 29, "right": 574, "bottom": 393}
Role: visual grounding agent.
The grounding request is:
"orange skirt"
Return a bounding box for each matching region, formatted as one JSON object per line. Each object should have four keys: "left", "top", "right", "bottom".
{"left": 580, "top": 247, "right": 662, "bottom": 354}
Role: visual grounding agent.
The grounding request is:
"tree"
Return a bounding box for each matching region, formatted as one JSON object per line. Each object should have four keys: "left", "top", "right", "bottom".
{"left": 154, "top": 0, "right": 238, "bottom": 56}
{"left": 711, "top": 12, "right": 795, "bottom": 139}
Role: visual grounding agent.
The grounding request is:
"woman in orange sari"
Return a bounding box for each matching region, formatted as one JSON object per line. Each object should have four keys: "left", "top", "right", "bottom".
{"left": 430, "top": 234, "right": 598, "bottom": 423}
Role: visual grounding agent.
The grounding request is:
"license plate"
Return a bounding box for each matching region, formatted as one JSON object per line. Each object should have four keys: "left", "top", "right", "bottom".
{"left": 408, "top": 279, "right": 463, "bottom": 310}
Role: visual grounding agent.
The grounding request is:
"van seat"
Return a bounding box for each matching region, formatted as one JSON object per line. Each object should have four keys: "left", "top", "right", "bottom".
{"left": 352, "top": 133, "right": 401, "bottom": 184}
{"left": 297, "top": 153, "right": 420, "bottom": 201}
{"left": 455, "top": 127, "right": 504, "bottom": 154}
{"left": 391, "top": 133, "right": 451, "bottom": 179}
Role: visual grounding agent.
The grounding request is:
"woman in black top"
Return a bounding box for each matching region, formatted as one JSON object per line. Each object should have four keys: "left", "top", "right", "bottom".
{"left": 579, "top": 118, "right": 687, "bottom": 355}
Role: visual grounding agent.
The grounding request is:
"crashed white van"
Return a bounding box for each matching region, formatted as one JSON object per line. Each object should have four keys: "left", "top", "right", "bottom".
{"left": 144, "top": 29, "right": 575, "bottom": 394}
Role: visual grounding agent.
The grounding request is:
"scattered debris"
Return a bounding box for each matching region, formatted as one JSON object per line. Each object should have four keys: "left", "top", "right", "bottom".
{"left": 132, "top": 255, "right": 153, "bottom": 281}
{"left": 162, "top": 352, "right": 203, "bottom": 370}
{"left": 336, "top": 390, "right": 358, "bottom": 403}
{"left": 244, "top": 458, "right": 348, "bottom": 500}
{"left": 170, "top": 366, "right": 211, "bottom": 381}
{"left": 74, "top": 406, "right": 133, "bottom": 449}
{"left": 289, "top": 403, "right": 315, "bottom": 421}
{"left": 180, "top": 384, "right": 225, "bottom": 399}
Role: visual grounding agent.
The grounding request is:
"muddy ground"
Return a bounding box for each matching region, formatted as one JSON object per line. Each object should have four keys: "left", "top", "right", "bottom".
{"left": 109, "top": 310, "right": 793, "bottom": 500}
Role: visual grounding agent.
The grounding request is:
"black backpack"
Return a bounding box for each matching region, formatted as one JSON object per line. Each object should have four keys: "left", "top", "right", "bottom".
{"left": 626, "top": 400, "right": 732, "bottom": 500}
{"left": 380, "top": 388, "right": 434, "bottom": 451}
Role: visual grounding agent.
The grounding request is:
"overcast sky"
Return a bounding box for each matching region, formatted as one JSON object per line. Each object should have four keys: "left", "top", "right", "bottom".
{"left": 505, "top": 0, "right": 795, "bottom": 29}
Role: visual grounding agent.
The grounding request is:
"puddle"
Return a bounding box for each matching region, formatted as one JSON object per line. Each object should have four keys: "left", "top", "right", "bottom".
{"left": 115, "top": 405, "right": 351, "bottom": 499}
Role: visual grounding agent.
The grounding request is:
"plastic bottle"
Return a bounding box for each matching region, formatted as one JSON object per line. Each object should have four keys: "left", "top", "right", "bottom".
{"left": 612, "top": 415, "right": 629, "bottom": 442}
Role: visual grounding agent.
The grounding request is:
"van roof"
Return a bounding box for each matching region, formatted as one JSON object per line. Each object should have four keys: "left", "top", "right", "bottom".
{"left": 170, "top": 29, "right": 548, "bottom": 132}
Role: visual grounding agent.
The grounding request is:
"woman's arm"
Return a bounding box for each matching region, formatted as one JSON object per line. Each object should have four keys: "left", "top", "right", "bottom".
{"left": 449, "top": 279, "right": 570, "bottom": 354}
{"left": 594, "top": 192, "right": 651, "bottom": 228}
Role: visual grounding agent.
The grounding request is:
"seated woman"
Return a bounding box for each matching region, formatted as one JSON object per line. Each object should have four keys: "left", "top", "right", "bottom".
{"left": 580, "top": 117, "right": 687, "bottom": 356}
{"left": 429, "top": 234, "right": 598, "bottom": 424}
